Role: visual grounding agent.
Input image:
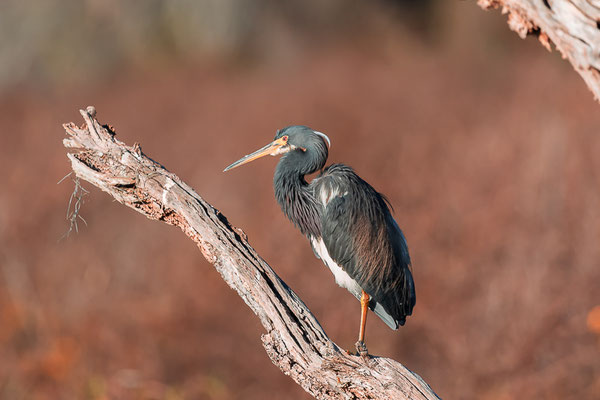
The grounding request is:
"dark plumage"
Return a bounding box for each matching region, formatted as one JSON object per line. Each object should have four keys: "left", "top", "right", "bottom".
{"left": 314, "top": 164, "right": 415, "bottom": 328}
{"left": 224, "top": 125, "right": 415, "bottom": 353}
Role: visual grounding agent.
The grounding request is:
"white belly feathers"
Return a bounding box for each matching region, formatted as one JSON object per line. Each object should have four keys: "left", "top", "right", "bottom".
{"left": 310, "top": 237, "right": 362, "bottom": 299}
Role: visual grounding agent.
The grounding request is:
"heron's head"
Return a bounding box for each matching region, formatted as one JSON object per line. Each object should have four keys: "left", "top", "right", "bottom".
{"left": 224, "top": 125, "right": 330, "bottom": 172}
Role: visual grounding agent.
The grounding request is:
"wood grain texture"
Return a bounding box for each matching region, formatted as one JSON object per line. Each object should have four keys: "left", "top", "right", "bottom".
{"left": 62, "top": 107, "right": 440, "bottom": 400}
{"left": 477, "top": 0, "right": 600, "bottom": 101}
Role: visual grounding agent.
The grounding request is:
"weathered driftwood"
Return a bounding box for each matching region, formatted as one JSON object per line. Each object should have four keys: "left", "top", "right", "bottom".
{"left": 477, "top": 0, "right": 600, "bottom": 101}
{"left": 62, "top": 107, "right": 439, "bottom": 400}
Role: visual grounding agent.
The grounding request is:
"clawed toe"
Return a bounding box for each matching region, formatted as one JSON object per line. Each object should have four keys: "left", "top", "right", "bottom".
{"left": 355, "top": 340, "right": 369, "bottom": 358}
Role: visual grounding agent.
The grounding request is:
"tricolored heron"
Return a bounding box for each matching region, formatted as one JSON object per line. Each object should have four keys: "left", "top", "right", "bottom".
{"left": 224, "top": 126, "right": 415, "bottom": 356}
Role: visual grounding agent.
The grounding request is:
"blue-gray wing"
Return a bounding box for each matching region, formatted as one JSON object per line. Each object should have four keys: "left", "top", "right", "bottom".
{"left": 313, "top": 164, "right": 415, "bottom": 329}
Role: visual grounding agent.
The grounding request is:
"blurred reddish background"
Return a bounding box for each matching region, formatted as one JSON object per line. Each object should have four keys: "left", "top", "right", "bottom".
{"left": 1, "top": 1, "right": 599, "bottom": 399}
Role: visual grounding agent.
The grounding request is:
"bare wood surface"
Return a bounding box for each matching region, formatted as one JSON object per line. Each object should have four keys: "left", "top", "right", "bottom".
{"left": 477, "top": 0, "right": 600, "bottom": 101}
{"left": 62, "top": 107, "right": 440, "bottom": 400}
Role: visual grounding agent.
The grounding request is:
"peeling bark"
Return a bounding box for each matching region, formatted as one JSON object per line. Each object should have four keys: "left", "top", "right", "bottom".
{"left": 62, "top": 107, "right": 440, "bottom": 400}
{"left": 477, "top": 0, "right": 600, "bottom": 101}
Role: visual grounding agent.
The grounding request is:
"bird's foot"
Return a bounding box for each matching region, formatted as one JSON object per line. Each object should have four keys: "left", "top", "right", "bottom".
{"left": 355, "top": 340, "right": 369, "bottom": 359}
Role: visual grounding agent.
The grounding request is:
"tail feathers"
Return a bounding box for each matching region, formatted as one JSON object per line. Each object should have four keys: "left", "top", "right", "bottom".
{"left": 371, "top": 301, "right": 400, "bottom": 330}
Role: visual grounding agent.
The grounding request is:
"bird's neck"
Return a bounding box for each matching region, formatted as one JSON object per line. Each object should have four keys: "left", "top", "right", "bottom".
{"left": 274, "top": 153, "right": 322, "bottom": 238}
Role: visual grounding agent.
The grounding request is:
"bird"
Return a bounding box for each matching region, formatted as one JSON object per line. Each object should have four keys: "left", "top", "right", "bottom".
{"left": 224, "top": 126, "right": 415, "bottom": 356}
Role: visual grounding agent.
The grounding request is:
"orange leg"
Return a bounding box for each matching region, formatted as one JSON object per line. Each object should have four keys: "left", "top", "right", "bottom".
{"left": 356, "top": 290, "right": 370, "bottom": 357}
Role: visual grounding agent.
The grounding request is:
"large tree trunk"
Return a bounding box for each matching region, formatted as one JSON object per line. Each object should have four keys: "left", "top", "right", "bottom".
{"left": 62, "top": 107, "right": 440, "bottom": 400}
{"left": 478, "top": 0, "right": 600, "bottom": 101}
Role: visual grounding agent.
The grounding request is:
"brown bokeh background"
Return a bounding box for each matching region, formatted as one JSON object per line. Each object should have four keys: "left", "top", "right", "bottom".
{"left": 1, "top": 1, "right": 599, "bottom": 399}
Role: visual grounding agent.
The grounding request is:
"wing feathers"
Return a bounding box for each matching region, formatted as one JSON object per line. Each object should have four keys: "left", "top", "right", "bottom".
{"left": 314, "top": 164, "right": 415, "bottom": 327}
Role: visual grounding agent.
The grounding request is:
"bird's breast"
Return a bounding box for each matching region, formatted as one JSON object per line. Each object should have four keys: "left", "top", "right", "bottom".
{"left": 310, "top": 236, "right": 362, "bottom": 299}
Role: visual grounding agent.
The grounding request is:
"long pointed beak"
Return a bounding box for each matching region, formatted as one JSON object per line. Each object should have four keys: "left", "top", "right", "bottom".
{"left": 223, "top": 137, "right": 288, "bottom": 172}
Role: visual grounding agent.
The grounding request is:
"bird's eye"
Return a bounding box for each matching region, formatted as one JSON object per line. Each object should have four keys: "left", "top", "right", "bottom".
{"left": 282, "top": 136, "right": 288, "bottom": 142}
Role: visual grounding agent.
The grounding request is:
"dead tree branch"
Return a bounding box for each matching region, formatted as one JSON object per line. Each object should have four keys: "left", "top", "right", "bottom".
{"left": 477, "top": 0, "right": 600, "bottom": 101}
{"left": 62, "top": 107, "right": 440, "bottom": 400}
